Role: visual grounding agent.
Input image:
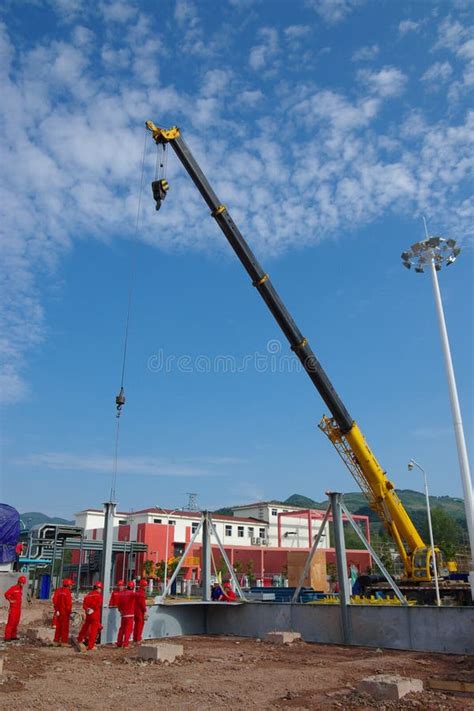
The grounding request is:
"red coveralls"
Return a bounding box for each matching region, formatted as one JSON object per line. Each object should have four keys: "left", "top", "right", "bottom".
{"left": 133, "top": 588, "right": 147, "bottom": 643}
{"left": 53, "top": 586, "right": 72, "bottom": 643}
{"left": 223, "top": 585, "right": 237, "bottom": 601}
{"left": 4, "top": 584, "right": 23, "bottom": 640}
{"left": 116, "top": 590, "right": 135, "bottom": 647}
{"left": 109, "top": 589, "right": 121, "bottom": 607}
{"left": 78, "top": 589, "right": 103, "bottom": 650}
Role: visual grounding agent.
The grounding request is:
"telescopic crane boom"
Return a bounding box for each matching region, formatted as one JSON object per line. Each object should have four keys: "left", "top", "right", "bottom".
{"left": 146, "top": 120, "right": 438, "bottom": 581}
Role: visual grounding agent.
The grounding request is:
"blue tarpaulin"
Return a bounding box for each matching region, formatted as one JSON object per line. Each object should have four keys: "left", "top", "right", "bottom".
{"left": 0, "top": 503, "right": 20, "bottom": 564}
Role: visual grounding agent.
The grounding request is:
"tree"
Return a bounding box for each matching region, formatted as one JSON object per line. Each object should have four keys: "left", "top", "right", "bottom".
{"left": 245, "top": 559, "right": 256, "bottom": 585}
{"left": 143, "top": 559, "right": 155, "bottom": 577}
{"left": 421, "top": 507, "right": 463, "bottom": 560}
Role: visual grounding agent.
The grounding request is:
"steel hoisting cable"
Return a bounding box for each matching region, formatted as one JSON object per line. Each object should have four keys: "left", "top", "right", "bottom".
{"left": 110, "top": 128, "right": 149, "bottom": 502}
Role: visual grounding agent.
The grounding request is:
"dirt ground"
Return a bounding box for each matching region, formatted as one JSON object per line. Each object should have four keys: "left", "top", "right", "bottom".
{"left": 1, "top": 604, "right": 473, "bottom": 710}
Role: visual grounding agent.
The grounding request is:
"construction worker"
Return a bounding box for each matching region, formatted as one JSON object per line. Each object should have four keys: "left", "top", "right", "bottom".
{"left": 77, "top": 581, "right": 103, "bottom": 651}
{"left": 133, "top": 579, "right": 148, "bottom": 644}
{"left": 109, "top": 579, "right": 125, "bottom": 607}
{"left": 4, "top": 575, "right": 27, "bottom": 641}
{"left": 53, "top": 578, "right": 73, "bottom": 646}
{"left": 116, "top": 580, "right": 135, "bottom": 648}
{"left": 222, "top": 581, "right": 237, "bottom": 602}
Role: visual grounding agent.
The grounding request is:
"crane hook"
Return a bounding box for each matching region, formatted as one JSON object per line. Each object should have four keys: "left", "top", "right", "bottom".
{"left": 151, "top": 178, "right": 169, "bottom": 211}
{"left": 115, "top": 387, "right": 126, "bottom": 417}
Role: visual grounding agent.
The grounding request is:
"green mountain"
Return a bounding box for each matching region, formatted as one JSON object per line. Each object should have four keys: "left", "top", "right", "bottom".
{"left": 216, "top": 490, "right": 467, "bottom": 541}
{"left": 20, "top": 511, "right": 74, "bottom": 529}
{"left": 284, "top": 490, "right": 467, "bottom": 536}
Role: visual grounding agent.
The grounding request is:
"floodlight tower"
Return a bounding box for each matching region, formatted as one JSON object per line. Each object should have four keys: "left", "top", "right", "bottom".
{"left": 401, "top": 221, "right": 474, "bottom": 594}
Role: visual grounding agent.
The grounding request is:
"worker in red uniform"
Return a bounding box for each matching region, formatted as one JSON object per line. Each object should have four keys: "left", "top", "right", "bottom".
{"left": 53, "top": 578, "right": 73, "bottom": 645}
{"left": 133, "top": 579, "right": 148, "bottom": 644}
{"left": 222, "top": 581, "right": 237, "bottom": 601}
{"left": 4, "top": 575, "right": 27, "bottom": 641}
{"left": 109, "top": 579, "right": 125, "bottom": 607}
{"left": 77, "top": 581, "right": 103, "bottom": 651}
{"left": 116, "top": 580, "right": 135, "bottom": 648}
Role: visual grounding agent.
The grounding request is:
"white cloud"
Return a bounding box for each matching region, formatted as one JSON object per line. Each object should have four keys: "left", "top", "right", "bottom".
{"left": 352, "top": 44, "right": 379, "bottom": 62}
{"left": 173, "top": 0, "right": 213, "bottom": 57}
{"left": 306, "top": 0, "right": 362, "bottom": 25}
{"left": 236, "top": 89, "right": 264, "bottom": 107}
{"left": 435, "top": 16, "right": 467, "bottom": 51}
{"left": 1, "top": 10, "right": 473, "bottom": 405}
{"left": 399, "top": 19, "right": 422, "bottom": 35}
{"left": 249, "top": 27, "right": 279, "bottom": 71}
{"left": 17, "top": 452, "right": 222, "bottom": 477}
{"left": 421, "top": 61, "right": 453, "bottom": 86}
{"left": 284, "top": 25, "right": 311, "bottom": 42}
{"left": 99, "top": 0, "right": 137, "bottom": 23}
{"left": 433, "top": 17, "right": 474, "bottom": 102}
{"left": 358, "top": 66, "right": 407, "bottom": 97}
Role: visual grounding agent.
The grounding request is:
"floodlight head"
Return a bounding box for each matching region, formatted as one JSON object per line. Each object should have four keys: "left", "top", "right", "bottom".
{"left": 408, "top": 460, "right": 414, "bottom": 471}
{"left": 402, "top": 233, "right": 461, "bottom": 273}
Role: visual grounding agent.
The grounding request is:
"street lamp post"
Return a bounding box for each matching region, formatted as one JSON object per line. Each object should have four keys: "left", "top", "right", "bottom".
{"left": 408, "top": 459, "right": 441, "bottom": 606}
{"left": 401, "top": 225, "right": 474, "bottom": 597}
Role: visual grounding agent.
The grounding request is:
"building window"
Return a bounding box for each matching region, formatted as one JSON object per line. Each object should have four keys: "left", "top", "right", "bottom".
{"left": 153, "top": 518, "right": 162, "bottom": 524}
{"left": 248, "top": 526, "right": 254, "bottom": 537}
{"left": 271, "top": 508, "right": 277, "bottom": 516}
{"left": 118, "top": 519, "right": 127, "bottom": 525}
{"left": 259, "top": 528, "right": 266, "bottom": 539}
{"left": 225, "top": 525, "right": 232, "bottom": 537}
{"left": 237, "top": 526, "right": 244, "bottom": 538}
{"left": 191, "top": 522, "right": 199, "bottom": 533}
{"left": 168, "top": 520, "right": 176, "bottom": 526}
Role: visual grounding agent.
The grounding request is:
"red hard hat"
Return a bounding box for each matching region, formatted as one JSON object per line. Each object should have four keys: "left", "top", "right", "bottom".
{"left": 94, "top": 581, "right": 103, "bottom": 589}
{"left": 138, "top": 579, "right": 148, "bottom": 587}
{"left": 117, "top": 580, "right": 125, "bottom": 587}
{"left": 18, "top": 575, "right": 27, "bottom": 584}
{"left": 127, "top": 581, "right": 135, "bottom": 589}
{"left": 63, "top": 578, "right": 72, "bottom": 587}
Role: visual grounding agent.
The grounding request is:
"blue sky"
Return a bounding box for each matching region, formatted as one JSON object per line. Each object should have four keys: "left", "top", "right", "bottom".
{"left": 0, "top": 0, "right": 473, "bottom": 518}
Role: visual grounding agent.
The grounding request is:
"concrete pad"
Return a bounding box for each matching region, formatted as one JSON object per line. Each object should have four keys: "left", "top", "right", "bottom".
{"left": 26, "top": 627, "right": 56, "bottom": 644}
{"left": 138, "top": 642, "right": 183, "bottom": 663}
{"left": 264, "top": 631, "right": 301, "bottom": 645}
{"left": 358, "top": 674, "right": 423, "bottom": 701}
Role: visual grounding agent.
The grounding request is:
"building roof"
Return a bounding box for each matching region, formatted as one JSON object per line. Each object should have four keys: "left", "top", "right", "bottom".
{"left": 75, "top": 507, "right": 267, "bottom": 525}
{"left": 230, "top": 501, "right": 304, "bottom": 511}
{"left": 74, "top": 508, "right": 130, "bottom": 516}
{"left": 129, "top": 508, "right": 267, "bottom": 525}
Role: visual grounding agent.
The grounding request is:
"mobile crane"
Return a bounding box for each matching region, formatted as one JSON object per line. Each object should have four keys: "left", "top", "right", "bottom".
{"left": 145, "top": 120, "right": 441, "bottom": 584}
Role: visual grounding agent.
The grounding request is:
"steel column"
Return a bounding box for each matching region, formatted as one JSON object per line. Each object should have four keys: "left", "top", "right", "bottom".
{"left": 201, "top": 512, "right": 212, "bottom": 601}
{"left": 100, "top": 501, "right": 116, "bottom": 641}
{"left": 329, "top": 492, "right": 352, "bottom": 644}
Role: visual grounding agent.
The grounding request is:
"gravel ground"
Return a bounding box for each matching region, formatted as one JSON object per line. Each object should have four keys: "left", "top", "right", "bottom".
{"left": 1, "top": 607, "right": 473, "bottom": 709}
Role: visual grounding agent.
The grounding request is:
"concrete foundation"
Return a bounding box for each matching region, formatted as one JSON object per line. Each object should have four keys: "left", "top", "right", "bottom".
{"left": 138, "top": 642, "right": 183, "bottom": 662}
{"left": 264, "top": 631, "right": 301, "bottom": 645}
{"left": 101, "top": 602, "right": 474, "bottom": 655}
{"left": 358, "top": 674, "right": 423, "bottom": 701}
{"left": 26, "top": 627, "right": 56, "bottom": 644}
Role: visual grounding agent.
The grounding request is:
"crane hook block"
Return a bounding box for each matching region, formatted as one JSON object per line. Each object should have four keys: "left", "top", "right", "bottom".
{"left": 151, "top": 179, "right": 169, "bottom": 211}
{"left": 116, "top": 387, "right": 126, "bottom": 416}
